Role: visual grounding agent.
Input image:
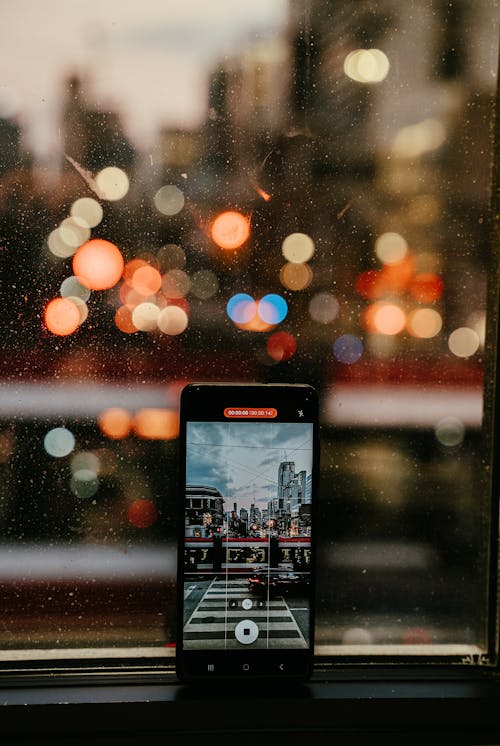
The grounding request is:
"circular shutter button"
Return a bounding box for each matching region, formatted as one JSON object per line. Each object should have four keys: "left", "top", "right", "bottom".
{"left": 234, "top": 619, "right": 259, "bottom": 644}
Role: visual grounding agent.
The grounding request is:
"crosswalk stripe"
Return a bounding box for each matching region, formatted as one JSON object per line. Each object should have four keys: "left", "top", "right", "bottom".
{"left": 183, "top": 578, "right": 307, "bottom": 649}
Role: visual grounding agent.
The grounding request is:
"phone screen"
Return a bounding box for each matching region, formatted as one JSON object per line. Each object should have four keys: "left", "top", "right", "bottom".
{"left": 177, "top": 383, "right": 317, "bottom": 681}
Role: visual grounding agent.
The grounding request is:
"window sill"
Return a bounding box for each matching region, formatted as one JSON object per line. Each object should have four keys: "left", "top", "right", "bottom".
{"left": 1, "top": 668, "right": 500, "bottom": 743}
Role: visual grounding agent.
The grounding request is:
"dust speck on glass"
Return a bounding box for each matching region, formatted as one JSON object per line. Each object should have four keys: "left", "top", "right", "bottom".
{"left": 0, "top": 0, "right": 498, "bottom": 665}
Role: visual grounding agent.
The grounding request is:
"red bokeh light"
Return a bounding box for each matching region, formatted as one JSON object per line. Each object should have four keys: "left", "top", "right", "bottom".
{"left": 266, "top": 331, "right": 297, "bottom": 361}
{"left": 127, "top": 498, "right": 158, "bottom": 529}
{"left": 355, "top": 270, "right": 383, "bottom": 299}
{"left": 409, "top": 272, "right": 443, "bottom": 303}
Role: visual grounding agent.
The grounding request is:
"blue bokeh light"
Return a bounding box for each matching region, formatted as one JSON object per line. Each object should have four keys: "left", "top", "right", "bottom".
{"left": 258, "top": 294, "right": 288, "bottom": 325}
{"left": 226, "top": 293, "right": 256, "bottom": 324}
{"left": 333, "top": 334, "right": 363, "bottom": 364}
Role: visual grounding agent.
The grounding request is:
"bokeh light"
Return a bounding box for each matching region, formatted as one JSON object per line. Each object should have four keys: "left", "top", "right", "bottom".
{"left": 227, "top": 293, "right": 257, "bottom": 324}
{"left": 123, "top": 258, "right": 147, "bottom": 286}
{"left": 133, "top": 408, "right": 179, "bottom": 440}
{"left": 341, "top": 627, "right": 374, "bottom": 645}
{"left": 60, "top": 275, "right": 91, "bottom": 302}
{"left": 392, "top": 118, "right": 446, "bottom": 159}
{"left": 65, "top": 296, "right": 89, "bottom": 324}
{"left": 114, "top": 305, "right": 137, "bottom": 334}
{"left": 406, "top": 308, "right": 443, "bottom": 338}
{"left": 44, "top": 427, "right": 76, "bottom": 458}
{"left": 435, "top": 416, "right": 466, "bottom": 448}
{"left": 95, "top": 166, "right": 130, "bottom": 201}
{"left": 267, "top": 331, "right": 297, "bottom": 362}
{"left": 154, "top": 184, "right": 185, "bottom": 216}
{"left": 70, "top": 469, "right": 99, "bottom": 499}
{"left": 47, "top": 225, "right": 82, "bottom": 259}
{"left": 162, "top": 269, "right": 191, "bottom": 299}
{"left": 211, "top": 210, "right": 250, "bottom": 250}
{"left": 356, "top": 254, "right": 415, "bottom": 300}
{"left": 257, "top": 294, "right": 288, "bottom": 325}
{"left": 333, "top": 334, "right": 364, "bottom": 364}
{"left": 448, "top": 327, "right": 480, "bottom": 358}
{"left": 73, "top": 238, "right": 124, "bottom": 291}
{"left": 59, "top": 217, "right": 91, "bottom": 252}
{"left": 308, "top": 292, "right": 340, "bottom": 324}
{"left": 191, "top": 269, "right": 219, "bottom": 299}
{"left": 132, "top": 302, "right": 160, "bottom": 332}
{"left": 356, "top": 270, "right": 382, "bottom": 300}
{"left": 409, "top": 272, "right": 443, "bottom": 303}
{"left": 70, "top": 196, "right": 104, "bottom": 228}
{"left": 127, "top": 498, "right": 158, "bottom": 529}
{"left": 279, "top": 262, "right": 313, "bottom": 291}
{"left": 131, "top": 264, "right": 163, "bottom": 296}
{"left": 157, "top": 243, "right": 186, "bottom": 271}
{"left": 71, "top": 450, "right": 101, "bottom": 475}
{"left": 119, "top": 284, "right": 146, "bottom": 309}
{"left": 281, "top": 232, "right": 315, "bottom": 263}
{"left": 44, "top": 297, "right": 81, "bottom": 336}
{"left": 372, "top": 303, "right": 406, "bottom": 335}
{"left": 380, "top": 254, "right": 415, "bottom": 294}
{"left": 157, "top": 305, "right": 189, "bottom": 335}
{"left": 47, "top": 229, "right": 69, "bottom": 259}
{"left": 375, "top": 232, "right": 408, "bottom": 265}
{"left": 98, "top": 408, "right": 133, "bottom": 439}
{"left": 343, "top": 48, "right": 390, "bottom": 83}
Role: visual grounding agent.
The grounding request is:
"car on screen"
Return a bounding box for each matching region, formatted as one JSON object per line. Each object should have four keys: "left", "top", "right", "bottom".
{"left": 247, "top": 569, "right": 310, "bottom": 596}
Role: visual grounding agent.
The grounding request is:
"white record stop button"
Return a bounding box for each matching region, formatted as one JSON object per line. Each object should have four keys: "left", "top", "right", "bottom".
{"left": 234, "top": 619, "right": 259, "bottom": 644}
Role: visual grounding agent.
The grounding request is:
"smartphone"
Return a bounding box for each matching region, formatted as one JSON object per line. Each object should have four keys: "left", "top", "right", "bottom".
{"left": 176, "top": 382, "right": 318, "bottom": 683}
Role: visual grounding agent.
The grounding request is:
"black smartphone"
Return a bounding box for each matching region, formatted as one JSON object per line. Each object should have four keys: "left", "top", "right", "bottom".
{"left": 176, "top": 382, "right": 318, "bottom": 683}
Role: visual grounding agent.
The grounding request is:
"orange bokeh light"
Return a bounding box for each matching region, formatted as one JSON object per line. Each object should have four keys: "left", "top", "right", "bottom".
{"left": 211, "top": 210, "right": 250, "bottom": 250}
{"left": 235, "top": 313, "right": 274, "bottom": 332}
{"left": 362, "top": 302, "right": 407, "bottom": 335}
{"left": 114, "top": 305, "right": 138, "bottom": 334}
{"left": 131, "top": 265, "right": 162, "bottom": 296}
{"left": 44, "top": 297, "right": 81, "bottom": 336}
{"left": 133, "top": 408, "right": 179, "bottom": 440}
{"left": 373, "top": 303, "right": 407, "bottom": 335}
{"left": 379, "top": 254, "right": 415, "bottom": 294}
{"left": 73, "top": 238, "right": 124, "bottom": 291}
{"left": 409, "top": 272, "right": 443, "bottom": 303}
{"left": 356, "top": 255, "right": 416, "bottom": 300}
{"left": 123, "top": 258, "right": 148, "bottom": 285}
{"left": 355, "top": 270, "right": 383, "bottom": 299}
{"left": 119, "top": 282, "right": 144, "bottom": 308}
{"left": 98, "top": 408, "right": 133, "bottom": 439}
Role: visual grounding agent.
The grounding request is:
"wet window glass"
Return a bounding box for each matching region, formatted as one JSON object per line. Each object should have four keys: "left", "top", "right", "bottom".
{"left": 0, "top": 0, "right": 498, "bottom": 667}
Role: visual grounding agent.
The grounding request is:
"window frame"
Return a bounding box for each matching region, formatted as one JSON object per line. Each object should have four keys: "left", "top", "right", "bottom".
{"left": 0, "top": 7, "right": 499, "bottom": 733}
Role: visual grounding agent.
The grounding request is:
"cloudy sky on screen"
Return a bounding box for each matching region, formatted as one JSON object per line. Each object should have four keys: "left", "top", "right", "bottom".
{"left": 186, "top": 421, "right": 313, "bottom": 510}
